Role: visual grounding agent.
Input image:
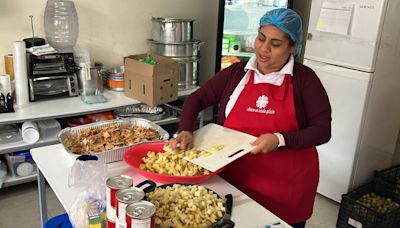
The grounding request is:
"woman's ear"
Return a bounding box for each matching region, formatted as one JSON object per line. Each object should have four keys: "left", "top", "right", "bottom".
{"left": 291, "top": 45, "right": 296, "bottom": 55}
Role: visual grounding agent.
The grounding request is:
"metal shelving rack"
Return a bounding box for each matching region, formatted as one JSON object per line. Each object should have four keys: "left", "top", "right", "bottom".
{"left": 0, "top": 88, "right": 198, "bottom": 187}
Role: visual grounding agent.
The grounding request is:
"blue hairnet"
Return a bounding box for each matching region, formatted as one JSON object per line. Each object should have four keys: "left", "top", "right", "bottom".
{"left": 259, "top": 8, "right": 303, "bottom": 57}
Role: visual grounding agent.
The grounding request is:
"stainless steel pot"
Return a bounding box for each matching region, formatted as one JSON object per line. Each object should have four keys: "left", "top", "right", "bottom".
{"left": 148, "top": 39, "right": 204, "bottom": 57}
{"left": 171, "top": 56, "right": 200, "bottom": 90}
{"left": 151, "top": 17, "right": 194, "bottom": 43}
{"left": 76, "top": 63, "right": 104, "bottom": 94}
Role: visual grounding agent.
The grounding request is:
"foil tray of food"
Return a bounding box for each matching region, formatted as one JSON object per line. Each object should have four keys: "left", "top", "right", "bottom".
{"left": 113, "top": 104, "right": 165, "bottom": 121}
{"left": 58, "top": 118, "right": 169, "bottom": 163}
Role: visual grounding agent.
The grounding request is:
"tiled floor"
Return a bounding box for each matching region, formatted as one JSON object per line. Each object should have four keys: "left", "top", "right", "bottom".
{"left": 307, "top": 194, "right": 340, "bottom": 228}
{"left": 0, "top": 181, "right": 339, "bottom": 228}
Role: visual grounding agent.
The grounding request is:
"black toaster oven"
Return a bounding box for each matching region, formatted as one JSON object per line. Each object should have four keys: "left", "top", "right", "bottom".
{"left": 28, "top": 53, "right": 76, "bottom": 76}
{"left": 27, "top": 53, "right": 79, "bottom": 101}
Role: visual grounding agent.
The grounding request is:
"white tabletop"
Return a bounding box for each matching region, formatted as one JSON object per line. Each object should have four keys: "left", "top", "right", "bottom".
{"left": 31, "top": 144, "right": 292, "bottom": 228}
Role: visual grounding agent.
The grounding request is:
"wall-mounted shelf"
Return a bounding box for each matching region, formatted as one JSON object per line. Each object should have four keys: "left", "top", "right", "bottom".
{"left": 0, "top": 88, "right": 198, "bottom": 125}
{"left": 3, "top": 172, "right": 37, "bottom": 187}
{"left": 0, "top": 88, "right": 199, "bottom": 188}
{"left": 0, "top": 136, "right": 58, "bottom": 155}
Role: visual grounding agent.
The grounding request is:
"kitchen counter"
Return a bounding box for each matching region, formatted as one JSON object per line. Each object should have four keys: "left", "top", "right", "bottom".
{"left": 0, "top": 88, "right": 197, "bottom": 124}
{"left": 31, "top": 144, "right": 292, "bottom": 228}
{"left": 0, "top": 90, "right": 136, "bottom": 124}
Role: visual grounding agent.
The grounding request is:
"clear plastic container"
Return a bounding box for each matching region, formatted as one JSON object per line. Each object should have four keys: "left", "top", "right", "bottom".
{"left": 0, "top": 124, "right": 22, "bottom": 144}
{"left": 5, "top": 150, "right": 37, "bottom": 177}
{"left": 73, "top": 46, "right": 91, "bottom": 64}
{"left": 0, "top": 161, "right": 7, "bottom": 187}
{"left": 44, "top": 0, "right": 79, "bottom": 51}
{"left": 79, "top": 89, "right": 107, "bottom": 104}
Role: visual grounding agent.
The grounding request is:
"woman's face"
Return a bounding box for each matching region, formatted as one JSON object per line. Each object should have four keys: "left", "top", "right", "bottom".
{"left": 254, "top": 25, "right": 295, "bottom": 74}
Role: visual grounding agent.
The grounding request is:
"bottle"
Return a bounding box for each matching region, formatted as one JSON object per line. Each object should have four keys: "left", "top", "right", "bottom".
{"left": 21, "top": 121, "right": 40, "bottom": 144}
{"left": 6, "top": 93, "right": 14, "bottom": 112}
{"left": 226, "top": 0, "right": 236, "bottom": 6}
{"left": 0, "top": 93, "right": 6, "bottom": 112}
{"left": 44, "top": 0, "right": 79, "bottom": 52}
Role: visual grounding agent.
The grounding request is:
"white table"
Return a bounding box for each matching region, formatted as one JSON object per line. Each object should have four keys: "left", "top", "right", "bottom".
{"left": 31, "top": 144, "right": 292, "bottom": 228}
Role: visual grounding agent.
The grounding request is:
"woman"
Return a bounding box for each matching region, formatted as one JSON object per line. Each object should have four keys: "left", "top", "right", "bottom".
{"left": 169, "top": 8, "right": 331, "bottom": 228}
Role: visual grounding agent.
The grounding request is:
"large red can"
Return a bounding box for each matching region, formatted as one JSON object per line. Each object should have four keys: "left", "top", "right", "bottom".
{"left": 126, "top": 201, "right": 156, "bottom": 228}
{"left": 116, "top": 187, "right": 145, "bottom": 228}
{"left": 106, "top": 175, "right": 133, "bottom": 222}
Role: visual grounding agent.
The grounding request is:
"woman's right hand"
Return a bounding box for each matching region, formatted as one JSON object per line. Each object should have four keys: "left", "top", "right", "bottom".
{"left": 167, "top": 131, "right": 193, "bottom": 151}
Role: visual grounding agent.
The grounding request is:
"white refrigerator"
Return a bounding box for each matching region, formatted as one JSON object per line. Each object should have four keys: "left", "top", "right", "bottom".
{"left": 303, "top": 0, "right": 400, "bottom": 202}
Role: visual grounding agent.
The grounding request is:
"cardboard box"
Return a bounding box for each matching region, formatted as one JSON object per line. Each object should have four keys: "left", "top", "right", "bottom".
{"left": 124, "top": 53, "right": 179, "bottom": 106}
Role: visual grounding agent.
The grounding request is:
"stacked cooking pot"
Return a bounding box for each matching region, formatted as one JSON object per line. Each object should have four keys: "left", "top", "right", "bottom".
{"left": 148, "top": 17, "right": 203, "bottom": 90}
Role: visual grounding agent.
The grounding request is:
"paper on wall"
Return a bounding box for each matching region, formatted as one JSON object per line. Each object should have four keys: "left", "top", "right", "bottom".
{"left": 350, "top": 0, "right": 383, "bottom": 41}
{"left": 316, "top": 1, "right": 354, "bottom": 35}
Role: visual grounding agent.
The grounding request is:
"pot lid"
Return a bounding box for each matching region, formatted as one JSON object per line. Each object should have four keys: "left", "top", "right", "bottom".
{"left": 170, "top": 56, "right": 201, "bottom": 62}
{"left": 151, "top": 17, "right": 194, "bottom": 23}
{"left": 147, "top": 39, "right": 204, "bottom": 45}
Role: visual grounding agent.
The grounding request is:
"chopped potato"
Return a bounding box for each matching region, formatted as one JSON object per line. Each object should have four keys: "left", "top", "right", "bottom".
{"left": 147, "top": 184, "right": 225, "bottom": 227}
{"left": 139, "top": 144, "right": 225, "bottom": 176}
{"left": 139, "top": 146, "right": 211, "bottom": 176}
{"left": 210, "top": 144, "right": 224, "bottom": 152}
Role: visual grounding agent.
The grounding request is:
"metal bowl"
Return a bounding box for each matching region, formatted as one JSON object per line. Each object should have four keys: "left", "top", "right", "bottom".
{"left": 107, "top": 66, "right": 124, "bottom": 77}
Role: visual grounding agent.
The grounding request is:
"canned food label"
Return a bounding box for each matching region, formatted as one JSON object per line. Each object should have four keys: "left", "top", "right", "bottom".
{"left": 116, "top": 219, "right": 126, "bottom": 228}
{"left": 106, "top": 187, "right": 116, "bottom": 221}
{"left": 131, "top": 218, "right": 151, "bottom": 228}
{"left": 118, "top": 202, "right": 128, "bottom": 225}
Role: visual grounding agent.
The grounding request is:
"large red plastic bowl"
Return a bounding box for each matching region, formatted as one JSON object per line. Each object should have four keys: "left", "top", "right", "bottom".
{"left": 123, "top": 142, "right": 224, "bottom": 184}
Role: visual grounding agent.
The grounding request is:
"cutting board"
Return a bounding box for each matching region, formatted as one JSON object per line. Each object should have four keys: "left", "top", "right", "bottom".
{"left": 185, "top": 123, "right": 257, "bottom": 172}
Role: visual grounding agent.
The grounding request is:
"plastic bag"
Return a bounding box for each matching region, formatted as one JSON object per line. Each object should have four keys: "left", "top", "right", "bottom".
{"left": 68, "top": 155, "right": 107, "bottom": 228}
{"left": 0, "top": 161, "right": 7, "bottom": 188}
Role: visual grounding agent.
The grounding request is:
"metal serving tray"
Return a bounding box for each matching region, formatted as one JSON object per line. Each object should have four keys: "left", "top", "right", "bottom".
{"left": 113, "top": 104, "right": 165, "bottom": 121}
{"left": 58, "top": 118, "right": 169, "bottom": 163}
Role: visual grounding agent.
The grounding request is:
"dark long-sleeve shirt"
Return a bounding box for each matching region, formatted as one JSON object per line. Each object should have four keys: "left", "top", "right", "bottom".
{"left": 179, "top": 61, "right": 332, "bottom": 148}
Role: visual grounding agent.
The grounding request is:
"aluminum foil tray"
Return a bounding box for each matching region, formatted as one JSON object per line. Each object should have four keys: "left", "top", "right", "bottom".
{"left": 58, "top": 118, "right": 169, "bottom": 163}
{"left": 114, "top": 104, "right": 165, "bottom": 121}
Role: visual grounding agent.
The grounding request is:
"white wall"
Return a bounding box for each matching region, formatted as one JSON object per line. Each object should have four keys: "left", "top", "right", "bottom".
{"left": 0, "top": 0, "right": 219, "bottom": 84}
{"left": 0, "top": 0, "right": 311, "bottom": 84}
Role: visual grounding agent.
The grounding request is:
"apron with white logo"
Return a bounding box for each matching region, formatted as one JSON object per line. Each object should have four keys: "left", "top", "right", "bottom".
{"left": 221, "top": 70, "right": 319, "bottom": 223}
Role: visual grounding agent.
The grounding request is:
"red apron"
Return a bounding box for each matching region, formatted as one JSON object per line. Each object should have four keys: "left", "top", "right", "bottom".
{"left": 221, "top": 71, "right": 319, "bottom": 223}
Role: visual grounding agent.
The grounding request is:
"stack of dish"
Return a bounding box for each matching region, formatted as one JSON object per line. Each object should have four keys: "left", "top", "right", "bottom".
{"left": 106, "top": 66, "right": 124, "bottom": 92}
{"left": 148, "top": 17, "right": 203, "bottom": 90}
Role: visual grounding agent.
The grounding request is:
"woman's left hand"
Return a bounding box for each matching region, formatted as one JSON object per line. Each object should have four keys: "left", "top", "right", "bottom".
{"left": 250, "top": 133, "right": 279, "bottom": 154}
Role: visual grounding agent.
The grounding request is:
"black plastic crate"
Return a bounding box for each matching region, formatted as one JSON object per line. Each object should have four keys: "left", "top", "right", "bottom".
{"left": 375, "top": 164, "right": 400, "bottom": 201}
{"left": 337, "top": 181, "right": 400, "bottom": 228}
